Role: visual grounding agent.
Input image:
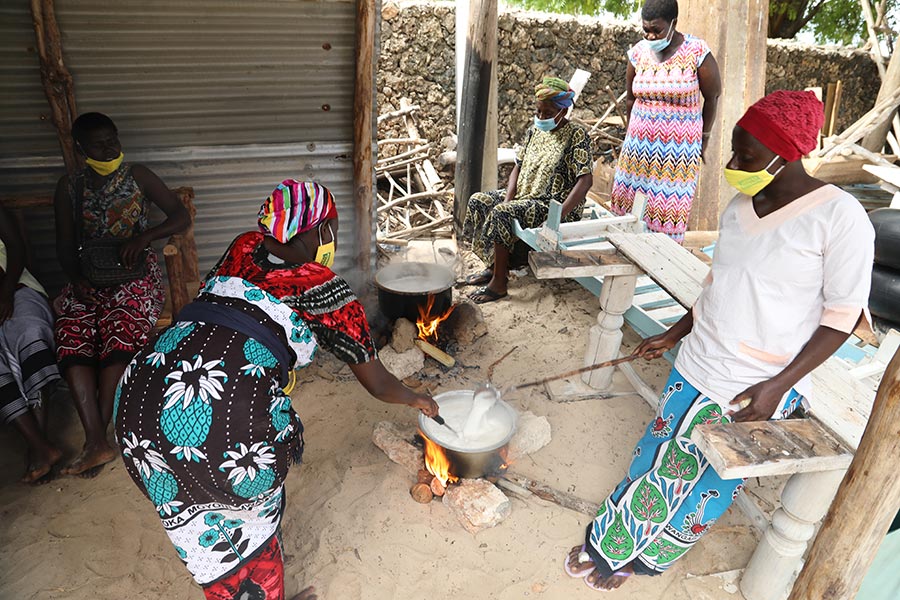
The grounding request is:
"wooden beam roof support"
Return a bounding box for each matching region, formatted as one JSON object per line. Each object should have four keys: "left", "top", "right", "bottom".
{"left": 787, "top": 348, "right": 900, "bottom": 600}
{"left": 862, "top": 45, "right": 900, "bottom": 152}
{"left": 30, "top": 0, "right": 79, "bottom": 176}
{"left": 679, "top": 0, "right": 769, "bottom": 231}
{"left": 353, "top": 0, "right": 377, "bottom": 280}
{"left": 453, "top": 0, "right": 498, "bottom": 235}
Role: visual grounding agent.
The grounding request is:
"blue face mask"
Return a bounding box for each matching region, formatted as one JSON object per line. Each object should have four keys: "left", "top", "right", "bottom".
{"left": 644, "top": 21, "right": 674, "bottom": 53}
{"left": 534, "top": 108, "right": 562, "bottom": 132}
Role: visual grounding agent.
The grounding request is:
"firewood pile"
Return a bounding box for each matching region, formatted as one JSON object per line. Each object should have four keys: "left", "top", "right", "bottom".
{"left": 376, "top": 97, "right": 454, "bottom": 245}
{"left": 571, "top": 85, "right": 628, "bottom": 163}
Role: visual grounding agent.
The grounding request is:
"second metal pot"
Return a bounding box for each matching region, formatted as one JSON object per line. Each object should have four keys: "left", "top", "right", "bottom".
{"left": 375, "top": 262, "right": 454, "bottom": 322}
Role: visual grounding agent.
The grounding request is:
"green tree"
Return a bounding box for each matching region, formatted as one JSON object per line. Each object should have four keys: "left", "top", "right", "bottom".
{"left": 504, "top": 0, "right": 897, "bottom": 45}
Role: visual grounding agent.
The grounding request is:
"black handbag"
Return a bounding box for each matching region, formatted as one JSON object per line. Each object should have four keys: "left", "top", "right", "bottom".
{"left": 73, "top": 176, "right": 147, "bottom": 288}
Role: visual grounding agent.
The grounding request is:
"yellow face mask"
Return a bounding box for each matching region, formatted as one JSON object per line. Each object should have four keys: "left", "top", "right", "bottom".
{"left": 85, "top": 152, "right": 124, "bottom": 176}
{"left": 724, "top": 155, "right": 784, "bottom": 197}
{"left": 314, "top": 222, "right": 336, "bottom": 268}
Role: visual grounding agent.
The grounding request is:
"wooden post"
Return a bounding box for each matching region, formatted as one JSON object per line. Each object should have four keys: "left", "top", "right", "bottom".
{"left": 453, "top": 0, "right": 498, "bottom": 235}
{"left": 786, "top": 349, "right": 900, "bottom": 600}
{"left": 353, "top": 0, "right": 377, "bottom": 279}
{"left": 163, "top": 243, "right": 190, "bottom": 316}
{"left": 172, "top": 187, "right": 199, "bottom": 281}
{"left": 862, "top": 47, "right": 900, "bottom": 152}
{"left": 581, "top": 274, "right": 637, "bottom": 389}
{"left": 740, "top": 469, "right": 846, "bottom": 600}
{"left": 679, "top": 0, "right": 769, "bottom": 230}
{"left": 30, "top": 0, "right": 80, "bottom": 176}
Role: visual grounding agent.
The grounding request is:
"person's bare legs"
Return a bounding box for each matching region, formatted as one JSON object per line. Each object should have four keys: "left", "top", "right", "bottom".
{"left": 470, "top": 243, "right": 509, "bottom": 303}
{"left": 61, "top": 364, "right": 116, "bottom": 476}
{"left": 13, "top": 409, "right": 62, "bottom": 483}
{"left": 99, "top": 361, "right": 127, "bottom": 427}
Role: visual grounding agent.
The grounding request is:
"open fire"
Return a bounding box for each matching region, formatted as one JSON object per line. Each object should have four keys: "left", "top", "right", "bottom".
{"left": 423, "top": 436, "right": 458, "bottom": 487}
{"left": 415, "top": 295, "right": 455, "bottom": 344}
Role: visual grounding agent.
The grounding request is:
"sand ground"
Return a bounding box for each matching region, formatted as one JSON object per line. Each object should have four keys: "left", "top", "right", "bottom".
{"left": 0, "top": 258, "right": 771, "bottom": 600}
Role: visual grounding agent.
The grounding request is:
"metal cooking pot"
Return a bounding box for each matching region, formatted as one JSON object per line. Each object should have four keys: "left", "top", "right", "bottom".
{"left": 418, "top": 390, "right": 518, "bottom": 480}
{"left": 375, "top": 262, "right": 454, "bottom": 322}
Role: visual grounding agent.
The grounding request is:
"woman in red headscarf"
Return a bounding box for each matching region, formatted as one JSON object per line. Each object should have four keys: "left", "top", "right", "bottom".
{"left": 564, "top": 91, "right": 874, "bottom": 591}
{"left": 114, "top": 180, "right": 438, "bottom": 600}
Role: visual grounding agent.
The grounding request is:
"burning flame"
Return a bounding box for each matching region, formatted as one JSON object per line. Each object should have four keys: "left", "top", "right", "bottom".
{"left": 423, "top": 435, "right": 458, "bottom": 486}
{"left": 416, "top": 295, "right": 455, "bottom": 344}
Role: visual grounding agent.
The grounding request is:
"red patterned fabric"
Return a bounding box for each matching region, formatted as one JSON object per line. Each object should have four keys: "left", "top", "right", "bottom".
{"left": 202, "top": 535, "right": 284, "bottom": 600}
{"left": 206, "top": 232, "right": 376, "bottom": 364}
{"left": 55, "top": 252, "right": 164, "bottom": 369}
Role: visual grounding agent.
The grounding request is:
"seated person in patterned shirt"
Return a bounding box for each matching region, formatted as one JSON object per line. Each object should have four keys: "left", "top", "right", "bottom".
{"left": 461, "top": 76, "right": 593, "bottom": 303}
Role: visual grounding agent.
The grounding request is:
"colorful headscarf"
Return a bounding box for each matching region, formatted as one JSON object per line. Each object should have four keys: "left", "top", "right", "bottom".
{"left": 736, "top": 90, "right": 824, "bottom": 161}
{"left": 535, "top": 76, "right": 575, "bottom": 109}
{"left": 257, "top": 179, "right": 337, "bottom": 243}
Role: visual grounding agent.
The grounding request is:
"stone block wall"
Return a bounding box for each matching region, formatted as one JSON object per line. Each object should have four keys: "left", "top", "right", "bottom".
{"left": 378, "top": 1, "right": 880, "bottom": 150}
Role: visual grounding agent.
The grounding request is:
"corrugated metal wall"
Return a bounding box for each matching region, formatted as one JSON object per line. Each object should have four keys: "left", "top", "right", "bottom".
{"left": 0, "top": 0, "right": 373, "bottom": 296}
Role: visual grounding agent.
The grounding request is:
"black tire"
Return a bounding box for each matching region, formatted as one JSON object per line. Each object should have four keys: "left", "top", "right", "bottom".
{"left": 870, "top": 264, "right": 900, "bottom": 323}
{"left": 869, "top": 208, "right": 900, "bottom": 270}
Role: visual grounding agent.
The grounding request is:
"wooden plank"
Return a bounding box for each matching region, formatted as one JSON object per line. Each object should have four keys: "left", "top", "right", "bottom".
{"left": 809, "top": 357, "right": 879, "bottom": 449}
{"left": 529, "top": 249, "right": 641, "bottom": 279}
{"left": 353, "top": 0, "right": 376, "bottom": 277}
{"left": 607, "top": 232, "right": 709, "bottom": 308}
{"left": 692, "top": 419, "right": 854, "bottom": 479}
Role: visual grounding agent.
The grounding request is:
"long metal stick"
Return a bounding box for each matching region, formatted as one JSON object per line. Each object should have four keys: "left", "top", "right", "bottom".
{"left": 508, "top": 354, "right": 641, "bottom": 392}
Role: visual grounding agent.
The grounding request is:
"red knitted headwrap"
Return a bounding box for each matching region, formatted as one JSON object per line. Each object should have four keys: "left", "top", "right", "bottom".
{"left": 736, "top": 90, "right": 824, "bottom": 161}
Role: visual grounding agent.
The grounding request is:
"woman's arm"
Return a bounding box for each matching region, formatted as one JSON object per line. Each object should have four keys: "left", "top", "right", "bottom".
{"left": 121, "top": 165, "right": 191, "bottom": 268}
{"left": 730, "top": 321, "right": 856, "bottom": 422}
{"left": 0, "top": 205, "right": 25, "bottom": 322}
{"left": 349, "top": 359, "right": 439, "bottom": 417}
{"left": 697, "top": 54, "right": 722, "bottom": 161}
{"left": 633, "top": 309, "right": 694, "bottom": 359}
{"left": 560, "top": 173, "right": 593, "bottom": 218}
{"left": 624, "top": 62, "right": 636, "bottom": 124}
{"left": 504, "top": 163, "right": 520, "bottom": 203}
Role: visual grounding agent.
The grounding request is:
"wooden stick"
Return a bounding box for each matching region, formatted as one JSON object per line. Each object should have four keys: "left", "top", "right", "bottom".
{"left": 605, "top": 85, "right": 628, "bottom": 129}
{"left": 487, "top": 346, "right": 518, "bottom": 381}
{"left": 502, "top": 473, "right": 601, "bottom": 516}
{"left": 376, "top": 104, "right": 420, "bottom": 124}
{"left": 391, "top": 216, "right": 454, "bottom": 238}
{"left": 378, "top": 137, "right": 427, "bottom": 146}
{"left": 376, "top": 143, "right": 432, "bottom": 165}
{"left": 416, "top": 339, "right": 455, "bottom": 367}
{"left": 376, "top": 191, "right": 451, "bottom": 214}
{"left": 509, "top": 354, "right": 641, "bottom": 392}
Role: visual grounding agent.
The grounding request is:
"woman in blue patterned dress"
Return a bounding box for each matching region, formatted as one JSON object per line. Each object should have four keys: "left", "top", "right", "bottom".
{"left": 115, "top": 180, "right": 437, "bottom": 600}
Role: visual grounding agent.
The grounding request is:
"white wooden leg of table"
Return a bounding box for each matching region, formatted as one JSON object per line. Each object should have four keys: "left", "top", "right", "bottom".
{"left": 740, "top": 469, "right": 846, "bottom": 600}
{"left": 581, "top": 274, "right": 637, "bottom": 389}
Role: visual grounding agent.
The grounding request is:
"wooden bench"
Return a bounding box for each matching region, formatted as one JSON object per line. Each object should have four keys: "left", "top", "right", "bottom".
{"left": 525, "top": 219, "right": 882, "bottom": 600}
{"left": 0, "top": 188, "right": 198, "bottom": 328}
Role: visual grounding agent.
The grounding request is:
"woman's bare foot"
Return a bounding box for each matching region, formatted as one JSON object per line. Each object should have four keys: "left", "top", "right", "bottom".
{"left": 586, "top": 562, "right": 634, "bottom": 591}
{"left": 21, "top": 445, "right": 63, "bottom": 484}
{"left": 290, "top": 586, "right": 317, "bottom": 600}
{"left": 61, "top": 442, "right": 116, "bottom": 476}
{"left": 565, "top": 545, "right": 596, "bottom": 577}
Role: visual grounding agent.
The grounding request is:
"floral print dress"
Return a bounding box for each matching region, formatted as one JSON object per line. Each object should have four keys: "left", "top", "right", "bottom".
{"left": 114, "top": 232, "right": 376, "bottom": 587}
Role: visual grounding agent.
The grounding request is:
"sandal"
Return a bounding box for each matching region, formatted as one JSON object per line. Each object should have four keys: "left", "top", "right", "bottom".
{"left": 470, "top": 286, "right": 507, "bottom": 304}
{"left": 564, "top": 545, "right": 595, "bottom": 578}
{"left": 463, "top": 269, "right": 493, "bottom": 286}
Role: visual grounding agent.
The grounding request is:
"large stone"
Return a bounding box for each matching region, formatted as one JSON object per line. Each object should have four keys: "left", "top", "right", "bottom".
{"left": 443, "top": 479, "right": 512, "bottom": 534}
{"left": 379, "top": 345, "right": 425, "bottom": 380}
{"left": 381, "top": 1, "right": 399, "bottom": 20}
{"left": 372, "top": 421, "right": 422, "bottom": 474}
{"left": 451, "top": 301, "right": 487, "bottom": 346}
{"left": 390, "top": 318, "right": 418, "bottom": 353}
{"left": 507, "top": 411, "right": 552, "bottom": 461}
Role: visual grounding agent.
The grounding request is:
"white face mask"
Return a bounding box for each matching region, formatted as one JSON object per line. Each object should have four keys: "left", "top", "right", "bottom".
{"left": 534, "top": 108, "right": 563, "bottom": 132}
{"left": 644, "top": 20, "right": 675, "bottom": 53}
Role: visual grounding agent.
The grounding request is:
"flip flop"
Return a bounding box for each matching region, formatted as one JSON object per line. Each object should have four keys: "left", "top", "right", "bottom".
{"left": 470, "top": 286, "right": 507, "bottom": 304}
{"left": 463, "top": 269, "right": 493, "bottom": 286}
{"left": 585, "top": 568, "right": 632, "bottom": 591}
{"left": 564, "top": 545, "right": 595, "bottom": 578}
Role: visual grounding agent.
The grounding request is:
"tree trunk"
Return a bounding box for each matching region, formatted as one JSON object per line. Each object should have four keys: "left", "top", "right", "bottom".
{"left": 862, "top": 47, "right": 900, "bottom": 152}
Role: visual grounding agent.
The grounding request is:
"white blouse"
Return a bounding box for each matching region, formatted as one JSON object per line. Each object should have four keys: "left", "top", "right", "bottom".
{"left": 675, "top": 184, "right": 875, "bottom": 406}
